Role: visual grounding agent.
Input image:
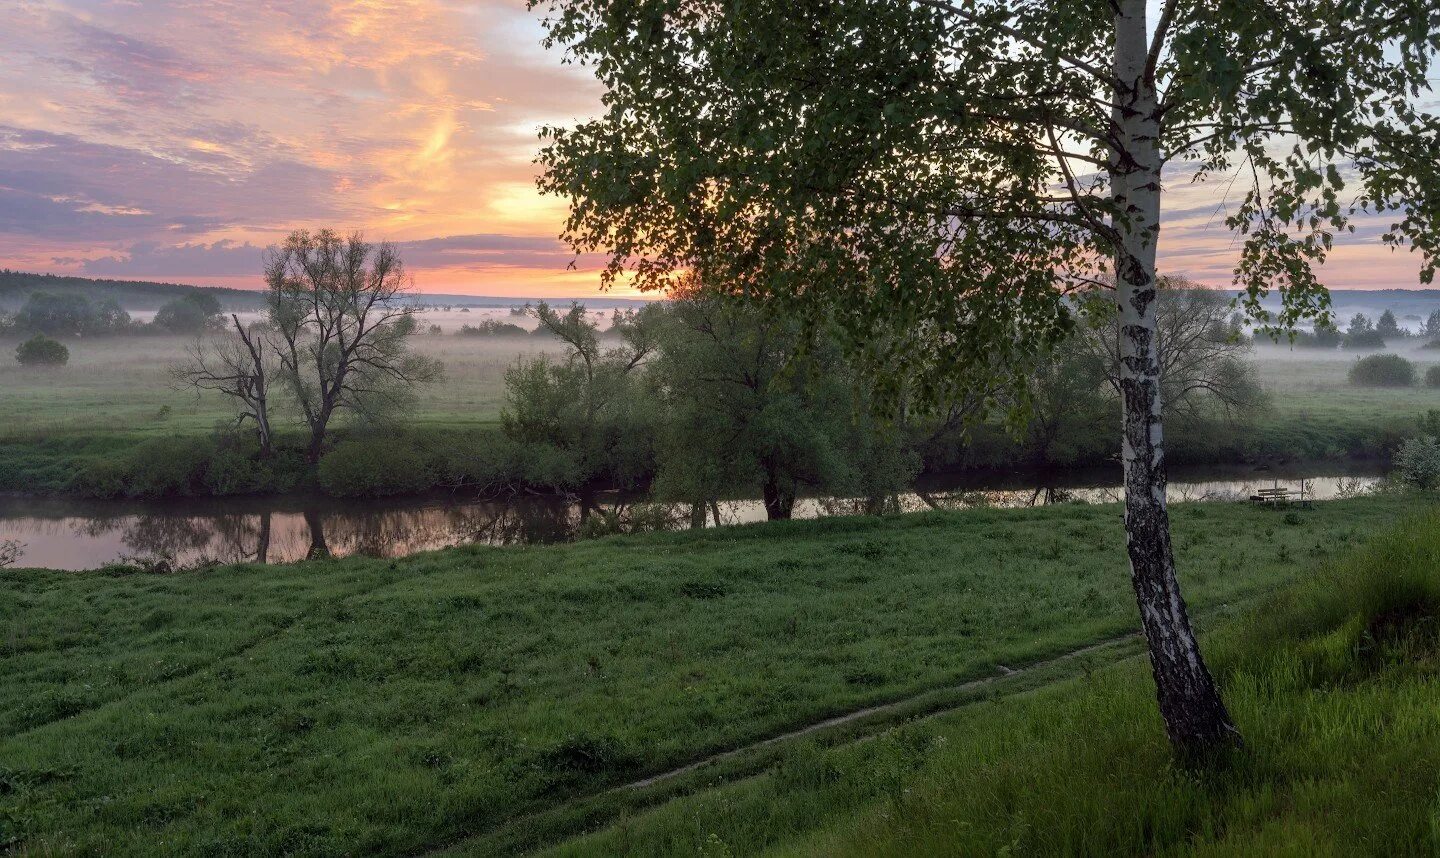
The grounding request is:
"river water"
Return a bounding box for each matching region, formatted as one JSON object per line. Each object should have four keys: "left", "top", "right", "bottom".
{"left": 0, "top": 463, "right": 1382, "bottom": 570}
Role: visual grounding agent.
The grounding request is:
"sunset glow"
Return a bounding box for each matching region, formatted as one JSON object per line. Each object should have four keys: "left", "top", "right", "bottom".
{"left": 0, "top": 0, "right": 1429, "bottom": 296}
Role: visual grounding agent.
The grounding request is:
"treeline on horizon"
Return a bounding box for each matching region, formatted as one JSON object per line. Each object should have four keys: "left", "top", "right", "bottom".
{"left": 0, "top": 270, "right": 266, "bottom": 313}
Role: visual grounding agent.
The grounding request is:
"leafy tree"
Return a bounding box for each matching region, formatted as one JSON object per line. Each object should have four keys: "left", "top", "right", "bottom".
{"left": 533, "top": 0, "right": 1440, "bottom": 756}
{"left": 1016, "top": 344, "right": 1112, "bottom": 466}
{"left": 1347, "top": 313, "right": 1374, "bottom": 335}
{"left": 502, "top": 301, "right": 663, "bottom": 488}
{"left": 1424, "top": 309, "right": 1440, "bottom": 340}
{"left": 1291, "top": 319, "right": 1342, "bottom": 348}
{"left": 1344, "top": 328, "right": 1387, "bottom": 350}
{"left": 265, "top": 230, "right": 442, "bottom": 463}
{"left": 1393, "top": 436, "right": 1440, "bottom": 489}
{"left": 1082, "top": 279, "right": 1265, "bottom": 419}
{"left": 650, "top": 294, "right": 915, "bottom": 521}
{"left": 153, "top": 293, "right": 223, "bottom": 334}
{"left": 13, "top": 292, "right": 129, "bottom": 336}
{"left": 1376, "top": 309, "right": 1403, "bottom": 340}
{"left": 15, "top": 333, "right": 69, "bottom": 366}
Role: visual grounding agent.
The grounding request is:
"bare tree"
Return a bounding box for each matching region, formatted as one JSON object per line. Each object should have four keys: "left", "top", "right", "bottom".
{"left": 265, "top": 230, "right": 442, "bottom": 463}
{"left": 173, "top": 314, "right": 277, "bottom": 455}
{"left": 0, "top": 539, "right": 23, "bottom": 568}
{"left": 1081, "top": 278, "right": 1265, "bottom": 420}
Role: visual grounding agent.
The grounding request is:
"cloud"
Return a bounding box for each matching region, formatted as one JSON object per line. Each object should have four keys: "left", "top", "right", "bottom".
{"left": 78, "top": 240, "right": 270, "bottom": 279}
{"left": 0, "top": 1, "right": 1425, "bottom": 295}
{"left": 72, "top": 232, "right": 608, "bottom": 282}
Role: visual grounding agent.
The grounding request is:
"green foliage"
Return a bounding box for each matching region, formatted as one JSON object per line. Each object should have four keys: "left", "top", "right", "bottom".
{"left": 534, "top": 0, "right": 1440, "bottom": 393}
{"left": 1376, "top": 309, "right": 1403, "bottom": 340}
{"left": 649, "top": 297, "right": 916, "bottom": 519}
{"left": 317, "top": 437, "right": 434, "bottom": 497}
{"left": 500, "top": 301, "right": 662, "bottom": 489}
{"left": 0, "top": 497, "right": 1413, "bottom": 853}
{"left": 64, "top": 435, "right": 305, "bottom": 499}
{"left": 1424, "top": 309, "right": 1440, "bottom": 340}
{"left": 11, "top": 292, "right": 130, "bottom": 336}
{"left": 1288, "top": 321, "right": 1342, "bottom": 348}
{"left": 1344, "top": 329, "right": 1388, "bottom": 350}
{"left": 14, "top": 334, "right": 69, "bottom": 367}
{"left": 458, "top": 320, "right": 528, "bottom": 336}
{"left": 1392, "top": 437, "right": 1440, "bottom": 490}
{"left": 1428, "top": 366, "right": 1440, "bottom": 387}
{"left": 1348, "top": 354, "right": 1416, "bottom": 387}
{"left": 151, "top": 293, "right": 222, "bottom": 334}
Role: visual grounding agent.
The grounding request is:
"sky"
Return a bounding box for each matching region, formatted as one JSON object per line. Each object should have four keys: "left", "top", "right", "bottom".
{"left": 0, "top": 1, "right": 1430, "bottom": 297}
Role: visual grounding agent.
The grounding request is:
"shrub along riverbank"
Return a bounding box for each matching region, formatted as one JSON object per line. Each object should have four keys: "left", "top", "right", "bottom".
{"left": 0, "top": 394, "right": 1429, "bottom": 500}
{"left": 0, "top": 495, "right": 1419, "bottom": 853}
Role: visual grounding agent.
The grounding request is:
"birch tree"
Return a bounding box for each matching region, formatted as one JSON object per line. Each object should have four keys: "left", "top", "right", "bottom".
{"left": 531, "top": 0, "right": 1440, "bottom": 757}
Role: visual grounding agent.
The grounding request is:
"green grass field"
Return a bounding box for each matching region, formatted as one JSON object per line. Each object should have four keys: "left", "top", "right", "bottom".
{"left": 0, "top": 496, "right": 1419, "bottom": 853}
{"left": 555, "top": 503, "right": 1440, "bottom": 857}
{"left": 0, "top": 330, "right": 558, "bottom": 438}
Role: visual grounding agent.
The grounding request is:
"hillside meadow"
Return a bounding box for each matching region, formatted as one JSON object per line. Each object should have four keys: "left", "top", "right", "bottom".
{"left": 552, "top": 505, "right": 1440, "bottom": 856}
{"left": 0, "top": 495, "right": 1419, "bottom": 854}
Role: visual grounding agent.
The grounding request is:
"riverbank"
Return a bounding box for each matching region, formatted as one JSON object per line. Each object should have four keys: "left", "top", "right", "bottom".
{"left": 0, "top": 495, "right": 1418, "bottom": 853}
{"left": 0, "top": 393, "right": 1425, "bottom": 501}
{"left": 4, "top": 336, "right": 1438, "bottom": 500}
{"left": 0, "top": 461, "right": 1386, "bottom": 570}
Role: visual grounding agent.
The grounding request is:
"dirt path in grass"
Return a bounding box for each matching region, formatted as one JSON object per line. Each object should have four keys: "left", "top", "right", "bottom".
{"left": 429, "top": 629, "right": 1147, "bottom": 856}
{"left": 621, "top": 631, "right": 1141, "bottom": 790}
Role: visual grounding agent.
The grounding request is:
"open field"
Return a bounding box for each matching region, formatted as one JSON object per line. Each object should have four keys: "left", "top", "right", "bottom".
{"left": 0, "top": 495, "right": 1418, "bottom": 853}
{"left": 0, "top": 313, "right": 567, "bottom": 438}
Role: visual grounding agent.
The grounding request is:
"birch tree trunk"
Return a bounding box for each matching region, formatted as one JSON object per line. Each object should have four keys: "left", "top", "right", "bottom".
{"left": 1112, "top": 0, "right": 1240, "bottom": 758}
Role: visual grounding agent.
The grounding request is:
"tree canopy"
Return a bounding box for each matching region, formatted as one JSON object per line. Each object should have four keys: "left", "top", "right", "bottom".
{"left": 535, "top": 0, "right": 1439, "bottom": 405}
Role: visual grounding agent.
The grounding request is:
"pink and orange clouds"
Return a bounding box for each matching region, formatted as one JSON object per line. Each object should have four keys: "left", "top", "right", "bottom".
{"left": 0, "top": 0, "right": 1430, "bottom": 295}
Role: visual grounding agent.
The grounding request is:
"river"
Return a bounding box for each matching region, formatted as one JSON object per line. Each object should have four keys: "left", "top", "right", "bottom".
{"left": 0, "top": 462, "right": 1383, "bottom": 570}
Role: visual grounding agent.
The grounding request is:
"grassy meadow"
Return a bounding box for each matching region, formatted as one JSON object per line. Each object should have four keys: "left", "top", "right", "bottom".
{"left": 0, "top": 320, "right": 563, "bottom": 438}
{"left": 555, "top": 507, "right": 1440, "bottom": 857}
{"left": 0, "top": 495, "right": 1420, "bottom": 854}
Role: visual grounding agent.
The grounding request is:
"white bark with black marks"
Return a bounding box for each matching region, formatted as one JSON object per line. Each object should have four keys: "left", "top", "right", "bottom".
{"left": 1112, "top": 0, "right": 1239, "bottom": 757}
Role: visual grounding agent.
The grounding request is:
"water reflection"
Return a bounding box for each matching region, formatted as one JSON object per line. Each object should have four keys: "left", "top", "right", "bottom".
{"left": 0, "top": 465, "right": 1383, "bottom": 571}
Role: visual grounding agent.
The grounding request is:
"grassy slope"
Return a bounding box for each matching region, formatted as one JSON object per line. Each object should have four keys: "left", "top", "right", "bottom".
{"left": 0, "top": 497, "right": 1414, "bottom": 853}
{"left": 550, "top": 505, "right": 1440, "bottom": 858}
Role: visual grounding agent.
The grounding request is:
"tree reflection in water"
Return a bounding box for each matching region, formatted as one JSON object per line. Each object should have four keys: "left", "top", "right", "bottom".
{"left": 10, "top": 469, "right": 1381, "bottom": 571}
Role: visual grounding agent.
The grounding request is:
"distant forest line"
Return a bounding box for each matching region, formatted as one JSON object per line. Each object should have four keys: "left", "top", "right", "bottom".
{"left": 0, "top": 270, "right": 652, "bottom": 313}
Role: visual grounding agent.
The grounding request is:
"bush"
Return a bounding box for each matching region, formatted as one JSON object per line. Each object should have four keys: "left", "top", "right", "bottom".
{"left": 318, "top": 437, "right": 433, "bottom": 497}
{"left": 1393, "top": 437, "right": 1440, "bottom": 490}
{"left": 15, "top": 334, "right": 69, "bottom": 366}
{"left": 431, "top": 433, "right": 528, "bottom": 492}
{"left": 457, "top": 320, "right": 528, "bottom": 336}
{"left": 1348, "top": 353, "right": 1415, "bottom": 387}
{"left": 1343, "top": 329, "right": 1387, "bottom": 350}
{"left": 1427, "top": 366, "right": 1440, "bottom": 388}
